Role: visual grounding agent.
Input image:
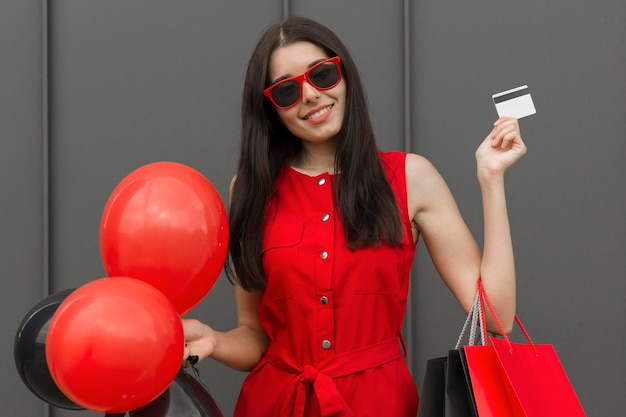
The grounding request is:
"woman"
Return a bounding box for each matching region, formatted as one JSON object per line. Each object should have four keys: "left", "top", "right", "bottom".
{"left": 183, "top": 16, "right": 526, "bottom": 417}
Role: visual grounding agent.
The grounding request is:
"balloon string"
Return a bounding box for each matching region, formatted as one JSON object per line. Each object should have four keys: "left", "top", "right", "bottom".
{"left": 188, "top": 363, "right": 211, "bottom": 393}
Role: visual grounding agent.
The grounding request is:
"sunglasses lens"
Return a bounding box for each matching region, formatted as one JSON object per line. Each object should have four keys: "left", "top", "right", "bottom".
{"left": 309, "top": 62, "right": 340, "bottom": 89}
{"left": 267, "top": 58, "right": 341, "bottom": 108}
{"left": 270, "top": 80, "right": 300, "bottom": 108}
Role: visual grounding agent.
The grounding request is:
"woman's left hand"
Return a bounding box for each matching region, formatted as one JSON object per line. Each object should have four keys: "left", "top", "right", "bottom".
{"left": 180, "top": 318, "right": 216, "bottom": 368}
{"left": 475, "top": 117, "right": 527, "bottom": 179}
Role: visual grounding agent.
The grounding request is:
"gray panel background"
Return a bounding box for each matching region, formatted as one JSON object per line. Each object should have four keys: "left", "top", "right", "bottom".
{"left": 2, "top": 0, "right": 624, "bottom": 416}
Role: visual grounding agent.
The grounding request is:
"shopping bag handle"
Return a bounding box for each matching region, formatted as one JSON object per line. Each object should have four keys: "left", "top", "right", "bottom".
{"left": 454, "top": 290, "right": 486, "bottom": 349}
{"left": 478, "top": 279, "right": 538, "bottom": 356}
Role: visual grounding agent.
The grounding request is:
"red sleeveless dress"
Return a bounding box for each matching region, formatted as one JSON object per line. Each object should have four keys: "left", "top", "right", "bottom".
{"left": 234, "top": 151, "right": 419, "bottom": 417}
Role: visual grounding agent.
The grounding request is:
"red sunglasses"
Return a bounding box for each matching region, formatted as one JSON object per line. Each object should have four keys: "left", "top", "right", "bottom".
{"left": 263, "top": 56, "right": 342, "bottom": 109}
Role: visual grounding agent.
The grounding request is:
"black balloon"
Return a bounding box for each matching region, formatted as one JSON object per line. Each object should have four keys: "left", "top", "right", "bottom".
{"left": 14, "top": 289, "right": 83, "bottom": 410}
{"left": 122, "top": 371, "right": 223, "bottom": 417}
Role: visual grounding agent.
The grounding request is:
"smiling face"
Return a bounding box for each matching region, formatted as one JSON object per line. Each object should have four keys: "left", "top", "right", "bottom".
{"left": 267, "top": 42, "right": 346, "bottom": 145}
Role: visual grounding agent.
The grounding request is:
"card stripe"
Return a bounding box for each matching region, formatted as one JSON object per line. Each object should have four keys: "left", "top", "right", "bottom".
{"left": 493, "top": 86, "right": 530, "bottom": 104}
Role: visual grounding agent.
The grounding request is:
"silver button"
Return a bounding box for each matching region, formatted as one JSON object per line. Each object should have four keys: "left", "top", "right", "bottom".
{"left": 321, "top": 213, "right": 330, "bottom": 222}
{"left": 321, "top": 339, "right": 332, "bottom": 349}
{"left": 320, "top": 251, "right": 328, "bottom": 260}
{"left": 317, "top": 177, "right": 326, "bottom": 186}
{"left": 320, "top": 296, "right": 329, "bottom": 305}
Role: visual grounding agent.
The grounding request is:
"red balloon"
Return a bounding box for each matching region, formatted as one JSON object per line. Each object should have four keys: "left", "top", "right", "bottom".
{"left": 100, "top": 162, "right": 229, "bottom": 315}
{"left": 46, "top": 277, "right": 184, "bottom": 413}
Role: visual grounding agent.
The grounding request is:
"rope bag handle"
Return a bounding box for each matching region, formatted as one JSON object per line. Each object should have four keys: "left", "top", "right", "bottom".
{"left": 454, "top": 289, "right": 486, "bottom": 349}
{"left": 478, "top": 279, "right": 538, "bottom": 355}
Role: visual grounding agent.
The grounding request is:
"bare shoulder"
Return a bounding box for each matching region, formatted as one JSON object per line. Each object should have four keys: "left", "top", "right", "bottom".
{"left": 405, "top": 153, "right": 438, "bottom": 177}
{"left": 405, "top": 153, "right": 446, "bottom": 192}
{"left": 405, "top": 153, "right": 453, "bottom": 219}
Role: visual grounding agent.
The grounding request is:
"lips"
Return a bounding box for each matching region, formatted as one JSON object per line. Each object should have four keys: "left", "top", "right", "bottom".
{"left": 304, "top": 104, "right": 333, "bottom": 120}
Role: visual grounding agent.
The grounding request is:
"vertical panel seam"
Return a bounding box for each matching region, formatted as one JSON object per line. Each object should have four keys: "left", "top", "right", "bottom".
{"left": 282, "top": 0, "right": 290, "bottom": 19}
{"left": 402, "top": 0, "right": 414, "bottom": 375}
{"left": 403, "top": 0, "right": 412, "bottom": 154}
{"left": 41, "top": 3, "right": 52, "bottom": 415}
{"left": 42, "top": 0, "right": 50, "bottom": 297}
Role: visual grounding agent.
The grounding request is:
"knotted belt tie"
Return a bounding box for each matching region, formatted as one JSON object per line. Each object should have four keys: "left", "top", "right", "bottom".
{"left": 264, "top": 336, "right": 404, "bottom": 417}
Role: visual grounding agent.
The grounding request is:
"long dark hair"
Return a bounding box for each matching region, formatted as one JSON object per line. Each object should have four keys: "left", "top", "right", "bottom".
{"left": 226, "top": 16, "right": 403, "bottom": 290}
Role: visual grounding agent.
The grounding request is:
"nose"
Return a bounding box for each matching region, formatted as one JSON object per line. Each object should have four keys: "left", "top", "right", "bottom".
{"left": 301, "top": 80, "right": 320, "bottom": 104}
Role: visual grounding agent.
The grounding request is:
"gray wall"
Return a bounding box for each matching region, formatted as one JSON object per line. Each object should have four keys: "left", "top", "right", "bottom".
{"left": 2, "top": 1, "right": 624, "bottom": 416}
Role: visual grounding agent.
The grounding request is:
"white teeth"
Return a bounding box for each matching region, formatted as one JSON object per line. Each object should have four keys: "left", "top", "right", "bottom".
{"left": 306, "top": 105, "right": 331, "bottom": 120}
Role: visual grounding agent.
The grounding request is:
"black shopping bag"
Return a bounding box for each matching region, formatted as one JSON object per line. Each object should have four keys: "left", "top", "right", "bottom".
{"left": 418, "top": 291, "right": 483, "bottom": 417}
{"left": 417, "top": 350, "right": 476, "bottom": 417}
{"left": 417, "top": 356, "right": 446, "bottom": 417}
{"left": 445, "top": 349, "right": 477, "bottom": 417}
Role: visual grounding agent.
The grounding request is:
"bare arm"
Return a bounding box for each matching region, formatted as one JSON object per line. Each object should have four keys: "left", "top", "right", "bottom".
{"left": 182, "top": 174, "right": 269, "bottom": 371}
{"left": 182, "top": 284, "right": 268, "bottom": 371}
{"left": 408, "top": 117, "right": 526, "bottom": 333}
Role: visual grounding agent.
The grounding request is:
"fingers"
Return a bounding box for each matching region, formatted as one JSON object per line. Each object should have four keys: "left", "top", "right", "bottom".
{"left": 181, "top": 318, "right": 203, "bottom": 338}
{"left": 181, "top": 341, "right": 200, "bottom": 368}
{"left": 182, "top": 354, "right": 199, "bottom": 368}
{"left": 180, "top": 318, "right": 214, "bottom": 369}
{"left": 476, "top": 117, "right": 527, "bottom": 176}
{"left": 490, "top": 117, "right": 521, "bottom": 150}
{"left": 181, "top": 356, "right": 199, "bottom": 369}
{"left": 181, "top": 319, "right": 199, "bottom": 368}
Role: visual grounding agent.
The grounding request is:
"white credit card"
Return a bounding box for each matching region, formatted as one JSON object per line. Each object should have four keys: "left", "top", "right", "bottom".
{"left": 492, "top": 85, "right": 536, "bottom": 119}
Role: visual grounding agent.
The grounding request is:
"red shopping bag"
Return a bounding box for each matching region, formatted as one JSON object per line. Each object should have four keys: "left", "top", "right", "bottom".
{"left": 463, "top": 345, "right": 525, "bottom": 417}
{"left": 489, "top": 336, "right": 585, "bottom": 416}
{"left": 463, "top": 280, "right": 586, "bottom": 417}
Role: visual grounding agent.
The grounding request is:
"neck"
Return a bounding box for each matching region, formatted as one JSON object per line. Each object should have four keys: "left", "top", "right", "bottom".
{"left": 290, "top": 141, "right": 337, "bottom": 175}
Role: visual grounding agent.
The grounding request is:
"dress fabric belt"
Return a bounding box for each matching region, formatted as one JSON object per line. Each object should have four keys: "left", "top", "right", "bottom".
{"left": 263, "top": 336, "right": 404, "bottom": 417}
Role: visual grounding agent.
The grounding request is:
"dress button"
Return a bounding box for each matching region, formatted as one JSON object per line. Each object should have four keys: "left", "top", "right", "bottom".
{"left": 320, "top": 251, "right": 328, "bottom": 260}
{"left": 321, "top": 213, "right": 330, "bottom": 222}
{"left": 321, "top": 340, "right": 332, "bottom": 349}
{"left": 320, "top": 296, "right": 329, "bottom": 305}
{"left": 318, "top": 177, "right": 326, "bottom": 186}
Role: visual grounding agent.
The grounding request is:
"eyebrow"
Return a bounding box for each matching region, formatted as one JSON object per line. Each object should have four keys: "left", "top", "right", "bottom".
{"left": 270, "top": 58, "right": 328, "bottom": 85}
